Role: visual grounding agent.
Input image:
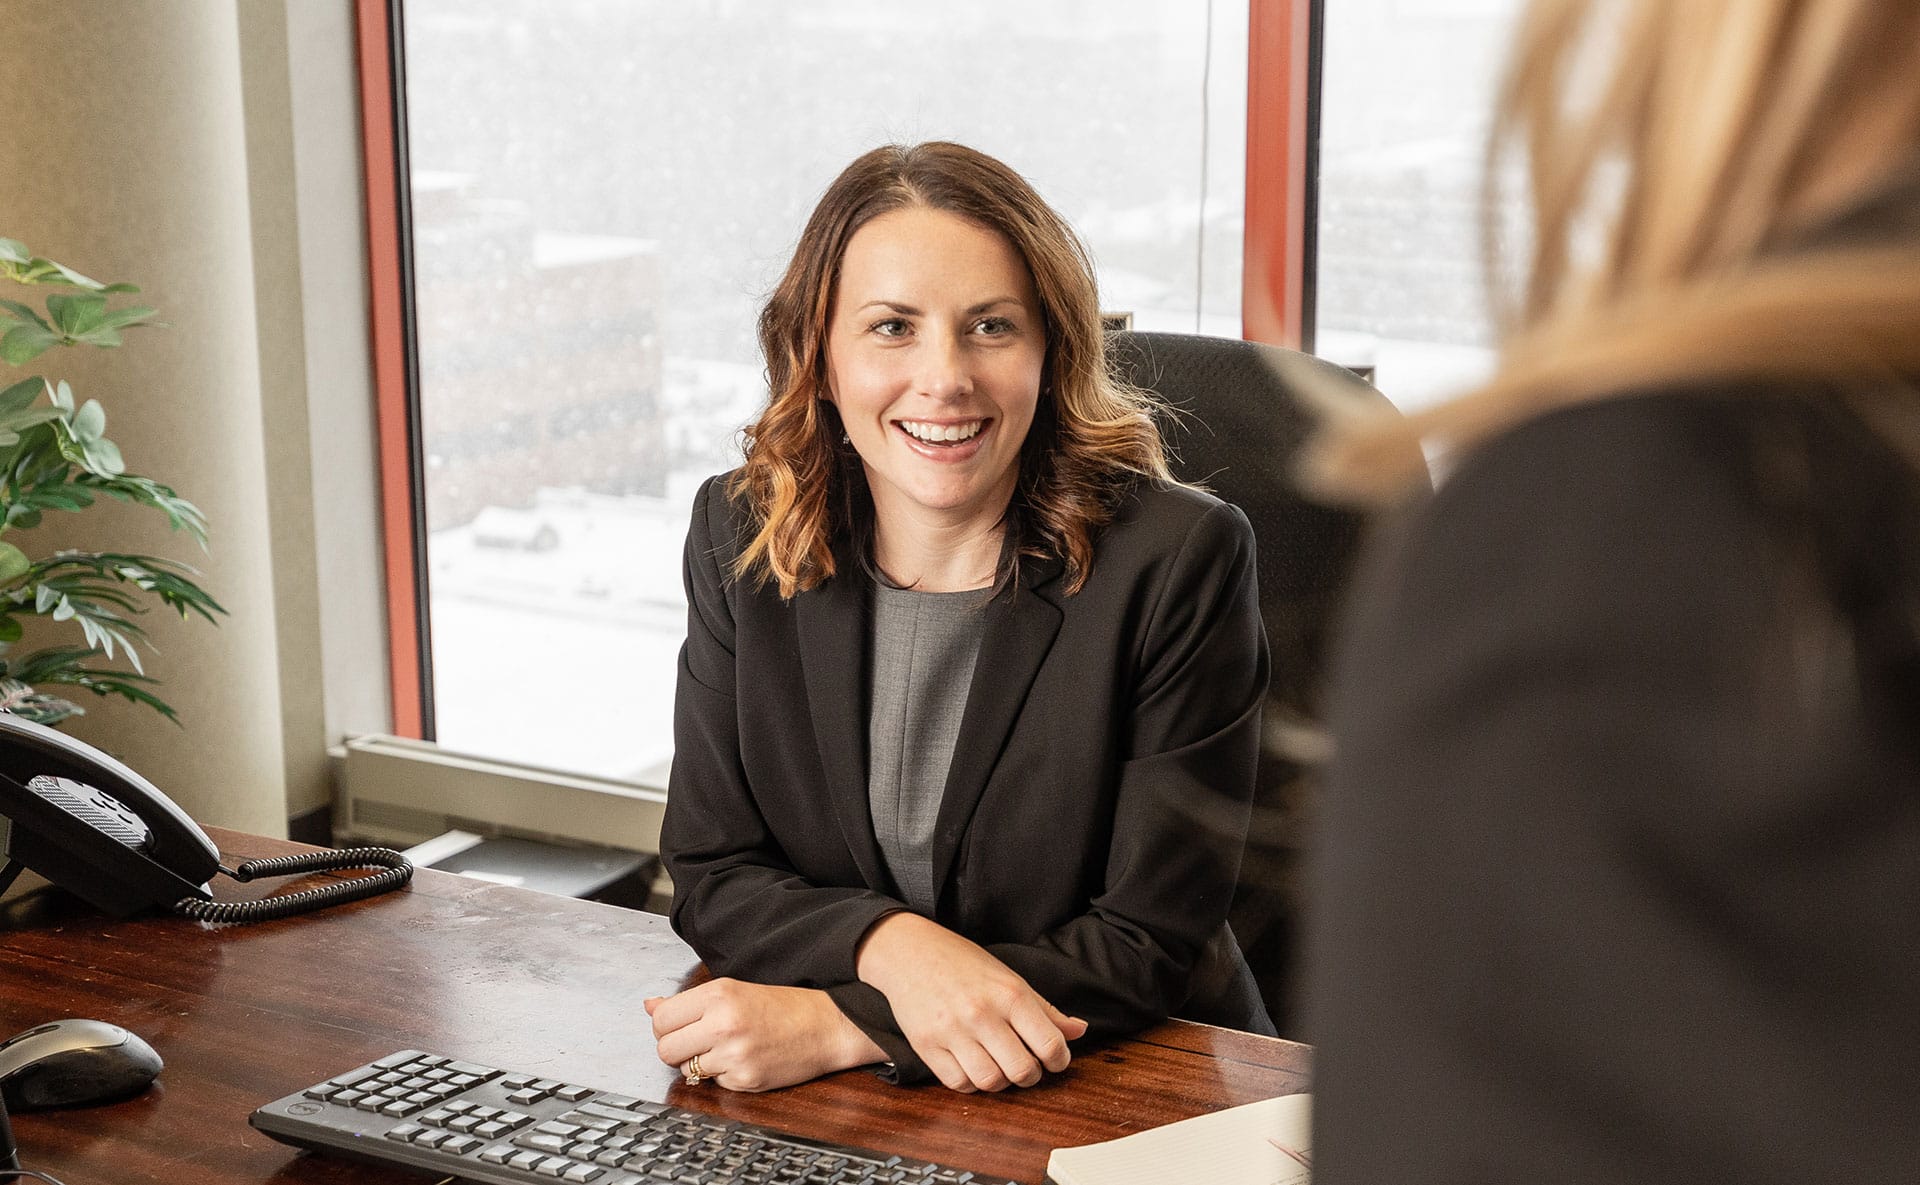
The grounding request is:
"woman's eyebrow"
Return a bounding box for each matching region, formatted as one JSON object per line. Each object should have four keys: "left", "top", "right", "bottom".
{"left": 967, "top": 297, "right": 1025, "bottom": 315}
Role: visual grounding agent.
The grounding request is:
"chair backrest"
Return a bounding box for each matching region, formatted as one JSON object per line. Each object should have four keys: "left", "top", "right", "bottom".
{"left": 1108, "top": 329, "right": 1402, "bottom": 1033}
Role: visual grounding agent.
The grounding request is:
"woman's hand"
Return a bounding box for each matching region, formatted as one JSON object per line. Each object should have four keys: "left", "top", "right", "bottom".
{"left": 855, "top": 912, "right": 1088, "bottom": 1092}
{"left": 645, "top": 979, "right": 887, "bottom": 1093}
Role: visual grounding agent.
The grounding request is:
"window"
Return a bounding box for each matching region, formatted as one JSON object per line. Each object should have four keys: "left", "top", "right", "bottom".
{"left": 1313, "top": 0, "right": 1529, "bottom": 410}
{"left": 392, "top": 0, "right": 1252, "bottom": 781}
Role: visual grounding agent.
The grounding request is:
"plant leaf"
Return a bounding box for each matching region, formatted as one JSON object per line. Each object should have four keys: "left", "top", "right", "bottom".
{"left": 0, "top": 544, "right": 27, "bottom": 585}
{"left": 0, "top": 322, "right": 60, "bottom": 365}
{"left": 0, "top": 239, "right": 28, "bottom": 265}
{"left": 0, "top": 408, "right": 64, "bottom": 439}
{"left": 6, "top": 654, "right": 175, "bottom": 723}
{"left": 0, "top": 299, "right": 50, "bottom": 330}
{"left": 50, "top": 380, "right": 73, "bottom": 412}
{"left": 83, "top": 438, "right": 125, "bottom": 477}
{"left": 0, "top": 377, "right": 46, "bottom": 413}
{"left": 71, "top": 398, "right": 105, "bottom": 442}
{"left": 99, "top": 304, "right": 157, "bottom": 330}
{"left": 0, "top": 678, "right": 84, "bottom": 726}
{"left": 41, "top": 258, "right": 108, "bottom": 291}
{"left": 76, "top": 473, "right": 208, "bottom": 543}
{"left": 46, "top": 293, "right": 108, "bottom": 336}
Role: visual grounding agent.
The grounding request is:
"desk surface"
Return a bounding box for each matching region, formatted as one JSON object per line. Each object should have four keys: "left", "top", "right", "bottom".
{"left": 0, "top": 828, "right": 1310, "bottom": 1185}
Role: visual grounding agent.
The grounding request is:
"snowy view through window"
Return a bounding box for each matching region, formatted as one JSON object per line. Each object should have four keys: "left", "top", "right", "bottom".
{"left": 1315, "top": 0, "right": 1529, "bottom": 408}
{"left": 404, "top": 1, "right": 1249, "bottom": 781}
{"left": 403, "top": 0, "right": 1525, "bottom": 784}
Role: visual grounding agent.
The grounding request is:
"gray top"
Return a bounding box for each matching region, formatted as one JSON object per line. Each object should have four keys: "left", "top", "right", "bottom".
{"left": 867, "top": 583, "right": 987, "bottom": 915}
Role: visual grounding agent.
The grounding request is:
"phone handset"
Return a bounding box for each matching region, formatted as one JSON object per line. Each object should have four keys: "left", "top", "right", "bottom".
{"left": 0, "top": 713, "right": 410, "bottom": 921}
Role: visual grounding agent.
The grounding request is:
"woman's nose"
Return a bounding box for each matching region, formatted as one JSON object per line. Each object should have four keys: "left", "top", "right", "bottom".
{"left": 914, "top": 333, "right": 972, "bottom": 398}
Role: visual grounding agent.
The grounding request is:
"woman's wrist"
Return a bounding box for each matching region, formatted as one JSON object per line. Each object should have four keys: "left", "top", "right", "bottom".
{"left": 853, "top": 911, "right": 933, "bottom": 994}
{"left": 813, "top": 987, "right": 890, "bottom": 1069}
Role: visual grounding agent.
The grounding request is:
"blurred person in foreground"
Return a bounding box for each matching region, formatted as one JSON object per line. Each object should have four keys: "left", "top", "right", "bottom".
{"left": 1304, "top": 1, "right": 1920, "bottom": 1181}
{"left": 647, "top": 142, "right": 1271, "bottom": 1094}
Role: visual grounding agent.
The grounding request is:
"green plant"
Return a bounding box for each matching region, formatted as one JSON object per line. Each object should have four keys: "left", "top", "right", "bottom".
{"left": 0, "top": 237, "right": 224, "bottom": 726}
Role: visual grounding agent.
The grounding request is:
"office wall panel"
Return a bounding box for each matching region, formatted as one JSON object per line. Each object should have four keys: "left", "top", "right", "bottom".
{"left": 1, "top": 1, "right": 287, "bottom": 834}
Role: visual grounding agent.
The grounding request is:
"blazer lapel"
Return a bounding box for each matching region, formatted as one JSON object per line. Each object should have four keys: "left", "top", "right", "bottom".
{"left": 794, "top": 563, "right": 891, "bottom": 892}
{"left": 927, "top": 555, "right": 1065, "bottom": 900}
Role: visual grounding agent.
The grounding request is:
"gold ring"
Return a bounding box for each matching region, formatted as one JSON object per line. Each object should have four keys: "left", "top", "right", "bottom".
{"left": 683, "top": 1054, "right": 706, "bottom": 1085}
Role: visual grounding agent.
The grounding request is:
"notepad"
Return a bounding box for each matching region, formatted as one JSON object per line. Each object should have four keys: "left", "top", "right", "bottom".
{"left": 1043, "top": 1092, "right": 1312, "bottom": 1185}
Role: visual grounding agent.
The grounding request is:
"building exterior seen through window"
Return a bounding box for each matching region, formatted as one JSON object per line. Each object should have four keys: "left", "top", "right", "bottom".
{"left": 401, "top": 0, "right": 1249, "bottom": 782}
{"left": 1315, "top": 0, "right": 1528, "bottom": 411}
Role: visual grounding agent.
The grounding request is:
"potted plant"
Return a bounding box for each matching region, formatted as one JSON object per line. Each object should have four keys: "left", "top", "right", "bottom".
{"left": 0, "top": 238, "right": 224, "bottom": 725}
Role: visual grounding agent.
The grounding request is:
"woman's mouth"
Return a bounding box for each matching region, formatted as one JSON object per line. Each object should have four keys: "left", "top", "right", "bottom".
{"left": 894, "top": 418, "right": 989, "bottom": 454}
{"left": 897, "top": 418, "right": 985, "bottom": 444}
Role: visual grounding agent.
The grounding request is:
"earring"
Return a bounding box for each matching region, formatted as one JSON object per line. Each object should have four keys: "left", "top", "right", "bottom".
{"left": 841, "top": 430, "right": 851, "bottom": 444}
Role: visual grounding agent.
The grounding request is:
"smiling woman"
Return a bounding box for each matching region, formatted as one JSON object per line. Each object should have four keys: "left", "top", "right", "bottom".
{"left": 648, "top": 142, "right": 1275, "bottom": 1095}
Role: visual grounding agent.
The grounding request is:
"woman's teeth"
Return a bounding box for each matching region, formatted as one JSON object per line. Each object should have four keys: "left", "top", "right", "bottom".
{"left": 899, "top": 420, "right": 983, "bottom": 443}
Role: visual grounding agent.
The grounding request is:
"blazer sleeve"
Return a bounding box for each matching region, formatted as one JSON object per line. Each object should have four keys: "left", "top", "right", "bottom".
{"left": 985, "top": 498, "right": 1269, "bottom": 1039}
{"left": 661, "top": 478, "right": 906, "bottom": 997}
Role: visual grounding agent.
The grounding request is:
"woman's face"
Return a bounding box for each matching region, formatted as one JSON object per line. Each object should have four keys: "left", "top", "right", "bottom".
{"left": 824, "top": 204, "right": 1045, "bottom": 535}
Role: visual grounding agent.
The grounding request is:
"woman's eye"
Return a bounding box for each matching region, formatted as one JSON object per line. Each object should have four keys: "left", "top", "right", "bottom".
{"left": 870, "top": 318, "right": 910, "bottom": 337}
{"left": 973, "top": 316, "right": 1016, "bottom": 336}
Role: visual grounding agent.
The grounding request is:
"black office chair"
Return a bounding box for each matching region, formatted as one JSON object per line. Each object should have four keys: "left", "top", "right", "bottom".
{"left": 1109, "top": 329, "right": 1407, "bottom": 1036}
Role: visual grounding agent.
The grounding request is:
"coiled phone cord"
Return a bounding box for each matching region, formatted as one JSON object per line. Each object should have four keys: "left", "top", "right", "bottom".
{"left": 173, "top": 846, "right": 414, "bottom": 924}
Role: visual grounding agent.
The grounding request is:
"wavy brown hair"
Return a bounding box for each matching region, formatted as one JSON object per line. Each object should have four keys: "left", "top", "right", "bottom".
{"left": 1307, "top": 0, "right": 1920, "bottom": 499}
{"left": 730, "top": 142, "right": 1172, "bottom": 598}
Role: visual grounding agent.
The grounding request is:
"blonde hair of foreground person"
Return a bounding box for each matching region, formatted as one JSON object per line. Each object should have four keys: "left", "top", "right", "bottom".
{"left": 1307, "top": 0, "right": 1920, "bottom": 499}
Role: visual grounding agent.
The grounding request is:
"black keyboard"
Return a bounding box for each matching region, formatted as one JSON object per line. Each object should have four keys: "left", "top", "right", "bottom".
{"left": 250, "top": 1049, "right": 1015, "bottom": 1185}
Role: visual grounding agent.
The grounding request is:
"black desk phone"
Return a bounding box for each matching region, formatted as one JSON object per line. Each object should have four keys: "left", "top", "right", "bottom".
{"left": 0, "top": 712, "right": 410, "bottom": 923}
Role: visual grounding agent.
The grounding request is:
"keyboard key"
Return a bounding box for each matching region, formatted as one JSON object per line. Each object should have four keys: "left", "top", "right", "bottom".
{"left": 520, "top": 1133, "right": 574, "bottom": 1154}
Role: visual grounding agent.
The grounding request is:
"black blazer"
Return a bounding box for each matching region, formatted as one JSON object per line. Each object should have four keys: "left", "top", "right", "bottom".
{"left": 1307, "top": 391, "right": 1920, "bottom": 1183}
{"left": 662, "top": 475, "right": 1274, "bottom": 1081}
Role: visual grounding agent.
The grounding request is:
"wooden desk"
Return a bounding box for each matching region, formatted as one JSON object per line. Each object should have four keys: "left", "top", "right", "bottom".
{"left": 0, "top": 828, "right": 1310, "bottom": 1185}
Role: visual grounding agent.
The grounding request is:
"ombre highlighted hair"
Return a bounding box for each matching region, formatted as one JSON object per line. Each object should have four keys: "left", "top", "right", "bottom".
{"left": 729, "top": 142, "right": 1172, "bottom": 598}
{"left": 1308, "top": 0, "right": 1920, "bottom": 498}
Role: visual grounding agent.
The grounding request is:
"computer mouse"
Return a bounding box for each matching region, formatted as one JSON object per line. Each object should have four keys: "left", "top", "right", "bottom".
{"left": 0, "top": 1018, "right": 163, "bottom": 1109}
